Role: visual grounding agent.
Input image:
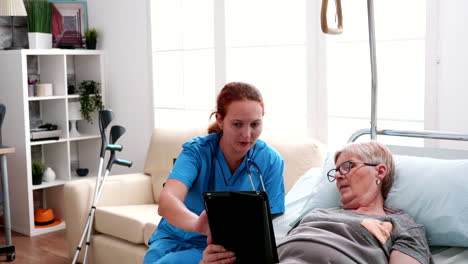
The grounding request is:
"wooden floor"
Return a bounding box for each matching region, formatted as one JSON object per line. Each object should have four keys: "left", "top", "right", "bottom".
{"left": 0, "top": 228, "right": 69, "bottom": 264}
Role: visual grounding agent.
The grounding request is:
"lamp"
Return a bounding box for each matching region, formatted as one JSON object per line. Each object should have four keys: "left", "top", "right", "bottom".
{"left": 0, "top": 0, "right": 28, "bottom": 50}
{"left": 68, "top": 102, "right": 82, "bottom": 137}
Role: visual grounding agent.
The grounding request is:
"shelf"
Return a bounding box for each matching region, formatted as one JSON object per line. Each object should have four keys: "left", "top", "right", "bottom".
{"left": 30, "top": 138, "right": 67, "bottom": 146}
{"left": 28, "top": 95, "right": 67, "bottom": 101}
{"left": 0, "top": 50, "right": 105, "bottom": 236}
{"left": 67, "top": 94, "right": 99, "bottom": 100}
{"left": 31, "top": 220, "right": 66, "bottom": 236}
{"left": 69, "top": 134, "right": 100, "bottom": 141}
{"left": 24, "top": 49, "right": 103, "bottom": 55}
{"left": 32, "top": 179, "right": 69, "bottom": 190}
{"left": 0, "top": 49, "right": 103, "bottom": 56}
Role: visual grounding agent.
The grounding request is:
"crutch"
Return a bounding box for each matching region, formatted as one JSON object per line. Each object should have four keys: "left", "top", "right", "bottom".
{"left": 71, "top": 110, "right": 122, "bottom": 263}
{"left": 80, "top": 125, "right": 132, "bottom": 264}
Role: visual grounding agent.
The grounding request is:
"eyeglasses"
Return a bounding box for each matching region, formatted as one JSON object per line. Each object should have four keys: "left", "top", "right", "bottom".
{"left": 327, "top": 160, "right": 378, "bottom": 182}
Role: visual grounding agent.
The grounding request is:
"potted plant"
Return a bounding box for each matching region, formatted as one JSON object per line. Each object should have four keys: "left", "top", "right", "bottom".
{"left": 85, "top": 28, "right": 98, "bottom": 50}
{"left": 77, "top": 80, "right": 104, "bottom": 123}
{"left": 32, "top": 161, "right": 43, "bottom": 185}
{"left": 24, "top": 0, "right": 52, "bottom": 49}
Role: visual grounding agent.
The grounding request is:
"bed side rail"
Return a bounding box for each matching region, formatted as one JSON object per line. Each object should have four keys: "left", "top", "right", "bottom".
{"left": 348, "top": 128, "right": 468, "bottom": 143}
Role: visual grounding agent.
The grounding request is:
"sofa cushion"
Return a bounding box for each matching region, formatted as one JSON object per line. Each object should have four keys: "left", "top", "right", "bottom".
{"left": 151, "top": 171, "right": 169, "bottom": 204}
{"left": 93, "top": 234, "right": 148, "bottom": 264}
{"left": 264, "top": 135, "right": 325, "bottom": 193}
{"left": 97, "top": 173, "right": 155, "bottom": 206}
{"left": 144, "top": 222, "right": 158, "bottom": 247}
{"left": 95, "top": 204, "right": 161, "bottom": 244}
{"left": 144, "top": 127, "right": 206, "bottom": 202}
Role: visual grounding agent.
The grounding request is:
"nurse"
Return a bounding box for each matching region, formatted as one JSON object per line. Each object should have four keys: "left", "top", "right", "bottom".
{"left": 143, "top": 82, "right": 285, "bottom": 264}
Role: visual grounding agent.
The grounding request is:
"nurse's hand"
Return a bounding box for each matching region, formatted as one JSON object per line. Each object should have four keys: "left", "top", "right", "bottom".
{"left": 199, "top": 244, "right": 236, "bottom": 264}
{"left": 195, "top": 210, "right": 212, "bottom": 244}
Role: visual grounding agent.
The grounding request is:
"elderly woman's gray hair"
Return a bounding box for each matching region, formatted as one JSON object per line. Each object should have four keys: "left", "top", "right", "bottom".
{"left": 334, "top": 141, "right": 395, "bottom": 199}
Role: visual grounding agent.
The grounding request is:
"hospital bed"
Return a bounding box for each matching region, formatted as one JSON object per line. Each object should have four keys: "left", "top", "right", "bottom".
{"left": 280, "top": 1, "right": 468, "bottom": 261}
{"left": 273, "top": 128, "right": 468, "bottom": 263}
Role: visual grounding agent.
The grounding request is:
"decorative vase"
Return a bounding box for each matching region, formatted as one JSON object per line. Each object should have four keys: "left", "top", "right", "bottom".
{"left": 42, "top": 167, "right": 56, "bottom": 182}
{"left": 68, "top": 102, "right": 82, "bottom": 137}
{"left": 86, "top": 39, "right": 97, "bottom": 50}
{"left": 28, "top": 32, "right": 52, "bottom": 49}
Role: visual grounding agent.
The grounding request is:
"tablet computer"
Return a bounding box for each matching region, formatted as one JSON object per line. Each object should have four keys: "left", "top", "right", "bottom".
{"left": 203, "top": 191, "right": 279, "bottom": 264}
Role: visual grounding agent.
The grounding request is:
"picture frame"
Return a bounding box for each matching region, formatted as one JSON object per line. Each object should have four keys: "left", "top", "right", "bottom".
{"left": 48, "top": 0, "right": 88, "bottom": 49}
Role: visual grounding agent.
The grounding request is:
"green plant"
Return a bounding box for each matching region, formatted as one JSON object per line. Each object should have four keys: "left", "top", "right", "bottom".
{"left": 24, "top": 0, "right": 52, "bottom": 33}
{"left": 78, "top": 80, "right": 104, "bottom": 123}
{"left": 85, "top": 28, "right": 98, "bottom": 41}
{"left": 32, "top": 161, "right": 43, "bottom": 177}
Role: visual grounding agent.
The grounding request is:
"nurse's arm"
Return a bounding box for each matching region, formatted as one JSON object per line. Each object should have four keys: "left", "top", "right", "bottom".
{"left": 158, "top": 178, "right": 201, "bottom": 233}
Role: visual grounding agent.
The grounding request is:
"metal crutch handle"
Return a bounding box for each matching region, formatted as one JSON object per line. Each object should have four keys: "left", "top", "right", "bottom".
{"left": 321, "top": 0, "right": 343, "bottom": 35}
{"left": 106, "top": 144, "right": 123, "bottom": 152}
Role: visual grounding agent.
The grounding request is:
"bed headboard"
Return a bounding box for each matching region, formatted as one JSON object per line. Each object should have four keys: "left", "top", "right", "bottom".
{"left": 349, "top": 128, "right": 468, "bottom": 159}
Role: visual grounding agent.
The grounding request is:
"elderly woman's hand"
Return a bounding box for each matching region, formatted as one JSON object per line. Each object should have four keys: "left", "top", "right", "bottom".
{"left": 199, "top": 244, "right": 236, "bottom": 264}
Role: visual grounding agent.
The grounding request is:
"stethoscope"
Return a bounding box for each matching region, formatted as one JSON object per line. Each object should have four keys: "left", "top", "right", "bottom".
{"left": 246, "top": 158, "right": 266, "bottom": 192}
{"left": 210, "top": 137, "right": 266, "bottom": 192}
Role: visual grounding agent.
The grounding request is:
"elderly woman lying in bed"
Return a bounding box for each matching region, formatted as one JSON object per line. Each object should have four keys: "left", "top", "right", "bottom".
{"left": 199, "top": 141, "right": 433, "bottom": 264}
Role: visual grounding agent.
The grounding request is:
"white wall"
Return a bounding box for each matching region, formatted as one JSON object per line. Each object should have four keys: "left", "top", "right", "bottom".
{"left": 434, "top": 0, "right": 468, "bottom": 149}
{"left": 86, "top": 0, "right": 153, "bottom": 174}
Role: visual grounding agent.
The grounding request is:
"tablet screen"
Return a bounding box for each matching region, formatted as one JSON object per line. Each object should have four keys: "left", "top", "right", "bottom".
{"left": 203, "top": 191, "right": 278, "bottom": 264}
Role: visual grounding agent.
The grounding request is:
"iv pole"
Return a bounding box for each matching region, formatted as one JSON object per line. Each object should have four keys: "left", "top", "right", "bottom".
{"left": 322, "top": 0, "right": 468, "bottom": 143}
{"left": 367, "top": 0, "right": 378, "bottom": 140}
{"left": 321, "top": 0, "right": 378, "bottom": 140}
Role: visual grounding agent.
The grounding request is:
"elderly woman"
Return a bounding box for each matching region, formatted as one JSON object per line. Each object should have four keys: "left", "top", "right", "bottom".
{"left": 199, "top": 141, "right": 432, "bottom": 264}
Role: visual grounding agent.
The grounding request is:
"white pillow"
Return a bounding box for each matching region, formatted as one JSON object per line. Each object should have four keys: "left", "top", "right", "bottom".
{"left": 291, "top": 153, "right": 340, "bottom": 223}
{"left": 273, "top": 167, "right": 324, "bottom": 242}
{"left": 292, "top": 152, "right": 468, "bottom": 247}
{"left": 386, "top": 155, "right": 468, "bottom": 247}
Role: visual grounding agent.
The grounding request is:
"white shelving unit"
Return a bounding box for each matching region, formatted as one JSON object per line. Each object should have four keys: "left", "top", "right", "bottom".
{"left": 0, "top": 49, "right": 105, "bottom": 236}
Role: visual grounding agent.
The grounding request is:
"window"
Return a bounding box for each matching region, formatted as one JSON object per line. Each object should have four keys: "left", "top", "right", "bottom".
{"left": 150, "top": 0, "right": 427, "bottom": 149}
{"left": 224, "top": 0, "right": 313, "bottom": 136}
{"left": 150, "top": 0, "right": 322, "bottom": 138}
{"left": 326, "top": 0, "right": 426, "bottom": 149}
{"left": 150, "top": 0, "right": 216, "bottom": 129}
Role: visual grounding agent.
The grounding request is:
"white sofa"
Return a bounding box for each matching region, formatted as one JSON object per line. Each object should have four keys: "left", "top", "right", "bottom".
{"left": 64, "top": 127, "right": 325, "bottom": 263}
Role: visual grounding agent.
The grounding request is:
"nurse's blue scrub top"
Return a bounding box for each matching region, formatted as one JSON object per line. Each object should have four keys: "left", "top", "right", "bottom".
{"left": 149, "top": 132, "right": 285, "bottom": 245}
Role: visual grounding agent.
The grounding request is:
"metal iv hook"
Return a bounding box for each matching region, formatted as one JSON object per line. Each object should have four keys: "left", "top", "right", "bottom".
{"left": 321, "top": 0, "right": 343, "bottom": 35}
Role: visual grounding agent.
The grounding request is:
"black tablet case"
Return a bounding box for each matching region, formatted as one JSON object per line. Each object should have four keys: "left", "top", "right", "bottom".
{"left": 203, "top": 191, "right": 279, "bottom": 264}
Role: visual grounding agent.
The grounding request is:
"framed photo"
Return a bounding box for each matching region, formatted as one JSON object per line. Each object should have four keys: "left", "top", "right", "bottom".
{"left": 48, "top": 0, "right": 88, "bottom": 49}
